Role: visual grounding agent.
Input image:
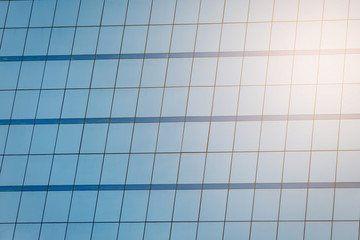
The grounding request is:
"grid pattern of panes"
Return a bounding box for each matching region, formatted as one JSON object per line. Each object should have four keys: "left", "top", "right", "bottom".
{"left": 1, "top": 0, "right": 360, "bottom": 239}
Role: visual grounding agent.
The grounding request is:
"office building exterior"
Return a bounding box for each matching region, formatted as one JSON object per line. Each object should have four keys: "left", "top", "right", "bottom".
{"left": 1, "top": 0, "right": 360, "bottom": 239}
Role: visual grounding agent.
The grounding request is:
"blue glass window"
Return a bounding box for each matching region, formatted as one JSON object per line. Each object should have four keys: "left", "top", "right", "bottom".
{"left": 0, "top": 29, "right": 26, "bottom": 56}
{"left": 37, "top": 90, "right": 64, "bottom": 119}
{"left": 141, "top": 59, "right": 167, "bottom": 87}
{"left": 86, "top": 89, "right": 113, "bottom": 118}
{"left": 131, "top": 123, "right": 159, "bottom": 153}
{"left": 170, "top": 223, "right": 197, "bottom": 240}
{"left": 97, "top": 27, "right": 123, "bottom": 54}
{"left": 0, "top": 192, "right": 21, "bottom": 223}
{"left": 66, "top": 223, "right": 92, "bottom": 240}
{"left": 92, "top": 223, "right": 118, "bottom": 240}
{"left": 152, "top": 154, "right": 179, "bottom": 184}
{"left": 118, "top": 223, "right": 144, "bottom": 240}
{"left": 69, "top": 191, "right": 97, "bottom": 222}
{"left": 112, "top": 89, "right": 139, "bottom": 117}
{"left": 199, "top": 189, "right": 227, "bottom": 221}
{"left": 100, "top": 154, "right": 128, "bottom": 185}
{"left": 6, "top": 125, "right": 33, "bottom": 154}
{"left": 147, "top": 190, "right": 175, "bottom": 221}
{"left": 144, "top": 223, "right": 171, "bottom": 240}
{"left": 24, "top": 28, "right": 51, "bottom": 56}
{"left": 18, "top": 61, "right": 45, "bottom": 90}
{"left": 106, "top": 123, "right": 133, "bottom": 153}
{"left": 0, "top": 62, "right": 21, "bottom": 90}
{"left": 75, "top": 155, "right": 103, "bottom": 184}
{"left": 226, "top": 189, "right": 254, "bottom": 221}
{"left": 29, "top": 0, "right": 56, "bottom": 27}
{"left": 55, "top": 124, "right": 83, "bottom": 154}
{"left": 80, "top": 124, "right": 108, "bottom": 153}
{"left": 18, "top": 192, "right": 46, "bottom": 222}
{"left": 5, "top": 1, "right": 32, "bottom": 28}
{"left": 101, "top": 0, "right": 127, "bottom": 25}
{"left": 77, "top": 0, "right": 104, "bottom": 27}
{"left": 173, "top": 190, "right": 201, "bottom": 221}
{"left": 121, "top": 190, "right": 149, "bottom": 221}
{"left": 126, "top": 154, "right": 154, "bottom": 184}
{"left": 150, "top": 0, "right": 176, "bottom": 24}
{"left": 53, "top": 0, "right": 81, "bottom": 27}
{"left": 73, "top": 27, "right": 99, "bottom": 55}
{"left": 61, "top": 89, "right": 88, "bottom": 118}
{"left": 204, "top": 153, "right": 231, "bottom": 183}
{"left": 197, "top": 222, "right": 224, "bottom": 240}
{"left": 43, "top": 191, "right": 72, "bottom": 222}
{"left": 0, "top": 91, "right": 15, "bottom": 119}
{"left": 39, "top": 224, "right": 66, "bottom": 240}
{"left": 49, "top": 155, "right": 77, "bottom": 185}
{"left": 126, "top": 0, "right": 152, "bottom": 25}
{"left": 13, "top": 224, "right": 40, "bottom": 240}
{"left": 42, "top": 61, "right": 69, "bottom": 89}
{"left": 95, "top": 191, "right": 123, "bottom": 222}
{"left": 156, "top": 123, "right": 183, "bottom": 152}
{"left": 24, "top": 155, "right": 52, "bottom": 185}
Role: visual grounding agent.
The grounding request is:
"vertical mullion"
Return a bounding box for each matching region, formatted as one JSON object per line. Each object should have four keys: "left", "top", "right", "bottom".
{"left": 194, "top": 0, "right": 227, "bottom": 239}
{"left": 302, "top": 0, "right": 327, "bottom": 239}
{"left": 329, "top": 0, "right": 351, "bottom": 239}
{"left": 221, "top": 0, "right": 252, "bottom": 239}
{"left": 247, "top": 0, "right": 277, "bottom": 239}
{"left": 167, "top": 0, "right": 203, "bottom": 239}
{"left": 141, "top": 0, "right": 178, "bottom": 239}
{"left": 89, "top": 0, "right": 130, "bottom": 239}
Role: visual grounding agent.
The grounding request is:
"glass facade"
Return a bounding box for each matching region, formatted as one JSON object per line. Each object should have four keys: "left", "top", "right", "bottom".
{"left": 0, "top": 0, "right": 360, "bottom": 239}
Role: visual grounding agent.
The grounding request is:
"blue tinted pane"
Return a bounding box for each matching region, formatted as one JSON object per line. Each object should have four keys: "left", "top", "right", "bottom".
{"left": 30, "top": 0, "right": 56, "bottom": 27}
{"left": 0, "top": 62, "right": 20, "bottom": 90}
{"left": 66, "top": 223, "right": 92, "bottom": 240}
{"left": 18, "top": 61, "right": 44, "bottom": 89}
{"left": 30, "top": 125, "right": 58, "bottom": 154}
{"left": 197, "top": 222, "right": 224, "bottom": 240}
{"left": 0, "top": 192, "right": 21, "bottom": 223}
{"left": 100, "top": 154, "right": 128, "bottom": 184}
{"left": 144, "top": 223, "right": 171, "bottom": 240}
{"left": 118, "top": 223, "right": 144, "bottom": 240}
{"left": 92, "top": 223, "right": 118, "bottom": 240}
{"left": 0, "top": 29, "right": 27, "bottom": 56}
{"left": 13, "top": 224, "right": 40, "bottom": 240}
{"left": 43, "top": 191, "right": 72, "bottom": 222}
{"left": 73, "top": 27, "right": 99, "bottom": 54}
{"left": 102, "top": 0, "right": 127, "bottom": 25}
{"left": 42, "top": 61, "right": 69, "bottom": 89}
{"left": 0, "top": 91, "right": 15, "bottom": 119}
{"left": 147, "top": 190, "right": 175, "bottom": 221}
{"left": 69, "top": 191, "right": 97, "bottom": 222}
{"left": 170, "top": 222, "right": 197, "bottom": 240}
{"left": 24, "top": 28, "right": 51, "bottom": 55}
{"left": 78, "top": 0, "right": 104, "bottom": 27}
{"left": 50, "top": 155, "right": 77, "bottom": 185}
{"left": 173, "top": 190, "right": 201, "bottom": 221}
{"left": 40, "top": 224, "right": 66, "bottom": 240}
{"left": 48, "top": 28, "right": 75, "bottom": 55}
{"left": 75, "top": 155, "right": 102, "bottom": 184}
{"left": 121, "top": 190, "right": 149, "bottom": 221}
{"left": 95, "top": 191, "right": 123, "bottom": 222}
{"left": 54, "top": 0, "right": 81, "bottom": 26}
{"left": 24, "top": 155, "right": 52, "bottom": 185}
{"left": 55, "top": 124, "right": 83, "bottom": 153}
{"left": 18, "top": 192, "right": 46, "bottom": 222}
{"left": 5, "top": 1, "right": 32, "bottom": 28}
{"left": 92, "top": 59, "right": 118, "bottom": 87}
{"left": 0, "top": 224, "right": 15, "bottom": 239}
{"left": 6, "top": 126, "right": 33, "bottom": 154}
